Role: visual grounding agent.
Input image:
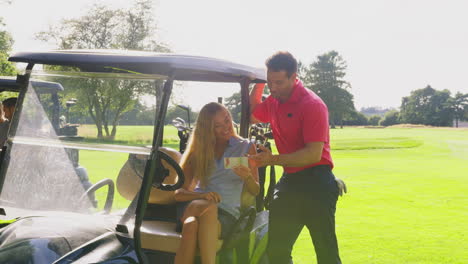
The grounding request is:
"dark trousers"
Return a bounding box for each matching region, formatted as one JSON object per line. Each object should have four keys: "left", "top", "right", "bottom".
{"left": 267, "top": 165, "right": 342, "bottom": 264}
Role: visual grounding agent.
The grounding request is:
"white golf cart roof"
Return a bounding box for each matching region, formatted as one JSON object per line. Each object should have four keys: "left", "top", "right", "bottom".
{"left": 9, "top": 50, "right": 267, "bottom": 83}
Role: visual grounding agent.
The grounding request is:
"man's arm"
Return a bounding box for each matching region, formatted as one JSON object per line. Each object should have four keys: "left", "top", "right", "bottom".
{"left": 249, "top": 83, "right": 266, "bottom": 124}
{"left": 249, "top": 141, "right": 323, "bottom": 168}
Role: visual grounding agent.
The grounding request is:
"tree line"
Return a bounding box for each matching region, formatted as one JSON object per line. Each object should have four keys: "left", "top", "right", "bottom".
{"left": 346, "top": 86, "right": 467, "bottom": 128}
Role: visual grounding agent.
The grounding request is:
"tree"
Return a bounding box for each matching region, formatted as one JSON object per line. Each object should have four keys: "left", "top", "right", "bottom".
{"left": 447, "top": 92, "right": 468, "bottom": 128}
{"left": 119, "top": 101, "right": 155, "bottom": 126}
{"left": 368, "top": 115, "right": 381, "bottom": 126}
{"left": 225, "top": 92, "right": 242, "bottom": 124}
{"left": 299, "top": 51, "right": 355, "bottom": 128}
{"left": 36, "top": 0, "right": 170, "bottom": 139}
{"left": 0, "top": 17, "right": 16, "bottom": 76}
{"left": 380, "top": 110, "right": 400, "bottom": 126}
{"left": 342, "top": 111, "right": 368, "bottom": 126}
{"left": 164, "top": 105, "right": 198, "bottom": 126}
{"left": 331, "top": 87, "right": 355, "bottom": 128}
{"left": 400, "top": 85, "right": 453, "bottom": 127}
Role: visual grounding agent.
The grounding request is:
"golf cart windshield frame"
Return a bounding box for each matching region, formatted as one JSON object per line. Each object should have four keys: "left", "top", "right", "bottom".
{"left": 6, "top": 49, "right": 266, "bottom": 264}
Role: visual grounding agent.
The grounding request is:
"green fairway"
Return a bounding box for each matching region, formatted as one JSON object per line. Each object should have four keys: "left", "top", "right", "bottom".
{"left": 77, "top": 126, "right": 467, "bottom": 263}
{"left": 78, "top": 124, "right": 180, "bottom": 147}
{"left": 292, "top": 127, "right": 468, "bottom": 264}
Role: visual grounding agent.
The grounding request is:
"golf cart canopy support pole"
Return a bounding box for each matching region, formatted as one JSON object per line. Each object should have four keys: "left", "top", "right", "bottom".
{"left": 240, "top": 78, "right": 251, "bottom": 138}
{"left": 133, "top": 77, "right": 174, "bottom": 264}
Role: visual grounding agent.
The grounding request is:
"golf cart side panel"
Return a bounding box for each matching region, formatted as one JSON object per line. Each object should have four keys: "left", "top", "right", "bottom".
{"left": 0, "top": 213, "right": 116, "bottom": 264}
{"left": 53, "top": 232, "right": 138, "bottom": 264}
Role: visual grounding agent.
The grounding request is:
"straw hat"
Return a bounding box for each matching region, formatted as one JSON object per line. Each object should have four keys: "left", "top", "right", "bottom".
{"left": 116, "top": 147, "right": 182, "bottom": 204}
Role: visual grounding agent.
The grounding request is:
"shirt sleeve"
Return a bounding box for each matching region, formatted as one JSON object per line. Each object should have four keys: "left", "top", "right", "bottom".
{"left": 302, "top": 101, "right": 329, "bottom": 143}
{"left": 252, "top": 98, "right": 271, "bottom": 123}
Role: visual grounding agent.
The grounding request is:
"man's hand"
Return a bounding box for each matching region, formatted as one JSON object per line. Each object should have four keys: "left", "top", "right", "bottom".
{"left": 201, "top": 192, "right": 221, "bottom": 203}
{"left": 247, "top": 144, "right": 275, "bottom": 167}
{"left": 335, "top": 177, "right": 347, "bottom": 197}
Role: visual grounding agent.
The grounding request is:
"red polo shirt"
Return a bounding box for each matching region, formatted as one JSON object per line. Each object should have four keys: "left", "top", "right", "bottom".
{"left": 252, "top": 79, "right": 333, "bottom": 173}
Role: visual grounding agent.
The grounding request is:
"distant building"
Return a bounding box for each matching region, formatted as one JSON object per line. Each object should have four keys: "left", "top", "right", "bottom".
{"left": 455, "top": 121, "right": 468, "bottom": 128}
{"left": 360, "top": 106, "right": 396, "bottom": 117}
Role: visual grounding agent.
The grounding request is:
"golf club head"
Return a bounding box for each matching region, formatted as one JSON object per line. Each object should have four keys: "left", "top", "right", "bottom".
{"left": 175, "top": 117, "right": 186, "bottom": 126}
{"left": 171, "top": 119, "right": 186, "bottom": 131}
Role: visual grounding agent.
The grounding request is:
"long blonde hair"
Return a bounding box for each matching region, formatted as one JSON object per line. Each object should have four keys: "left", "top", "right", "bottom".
{"left": 180, "top": 102, "right": 237, "bottom": 187}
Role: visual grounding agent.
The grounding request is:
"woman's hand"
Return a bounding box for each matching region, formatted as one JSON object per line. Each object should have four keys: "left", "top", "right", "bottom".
{"left": 201, "top": 192, "right": 221, "bottom": 203}
{"left": 233, "top": 164, "right": 260, "bottom": 196}
{"left": 232, "top": 165, "right": 253, "bottom": 181}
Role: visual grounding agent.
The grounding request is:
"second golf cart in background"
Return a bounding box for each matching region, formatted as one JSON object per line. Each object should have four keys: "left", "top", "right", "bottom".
{"left": 0, "top": 77, "right": 97, "bottom": 206}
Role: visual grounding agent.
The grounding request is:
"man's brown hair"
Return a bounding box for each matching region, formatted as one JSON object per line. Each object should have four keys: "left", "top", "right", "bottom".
{"left": 265, "top": 51, "right": 298, "bottom": 78}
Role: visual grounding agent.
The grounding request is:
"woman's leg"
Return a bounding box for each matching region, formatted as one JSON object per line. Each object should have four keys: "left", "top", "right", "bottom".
{"left": 197, "top": 202, "right": 220, "bottom": 264}
{"left": 175, "top": 216, "right": 199, "bottom": 264}
{"left": 177, "top": 199, "right": 219, "bottom": 264}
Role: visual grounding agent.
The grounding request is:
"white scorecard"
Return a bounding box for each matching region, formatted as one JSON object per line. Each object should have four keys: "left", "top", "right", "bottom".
{"left": 224, "top": 157, "right": 249, "bottom": 169}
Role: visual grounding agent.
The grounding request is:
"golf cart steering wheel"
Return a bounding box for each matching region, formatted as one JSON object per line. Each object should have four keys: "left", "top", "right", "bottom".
{"left": 79, "top": 178, "right": 115, "bottom": 214}
{"left": 154, "top": 149, "right": 185, "bottom": 191}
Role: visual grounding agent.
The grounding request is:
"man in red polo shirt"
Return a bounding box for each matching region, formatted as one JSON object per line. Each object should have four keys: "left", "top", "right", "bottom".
{"left": 249, "top": 51, "right": 342, "bottom": 264}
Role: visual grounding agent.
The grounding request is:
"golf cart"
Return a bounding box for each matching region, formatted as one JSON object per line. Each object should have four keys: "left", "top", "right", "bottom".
{"left": 0, "top": 50, "right": 268, "bottom": 263}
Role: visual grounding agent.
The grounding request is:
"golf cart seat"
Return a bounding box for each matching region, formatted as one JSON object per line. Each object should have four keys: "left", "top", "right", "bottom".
{"left": 138, "top": 187, "right": 263, "bottom": 261}
{"left": 138, "top": 186, "right": 258, "bottom": 253}
{"left": 116, "top": 147, "right": 268, "bottom": 262}
{"left": 140, "top": 220, "right": 224, "bottom": 253}
{"left": 117, "top": 147, "right": 207, "bottom": 253}
{"left": 138, "top": 193, "right": 259, "bottom": 257}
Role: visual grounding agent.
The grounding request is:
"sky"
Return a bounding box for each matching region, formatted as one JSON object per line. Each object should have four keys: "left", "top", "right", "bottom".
{"left": 1, "top": 0, "right": 468, "bottom": 111}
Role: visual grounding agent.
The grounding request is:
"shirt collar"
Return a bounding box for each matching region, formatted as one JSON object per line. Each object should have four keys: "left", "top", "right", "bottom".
{"left": 228, "top": 136, "right": 240, "bottom": 147}
{"left": 271, "top": 79, "right": 306, "bottom": 104}
{"left": 286, "top": 79, "right": 306, "bottom": 104}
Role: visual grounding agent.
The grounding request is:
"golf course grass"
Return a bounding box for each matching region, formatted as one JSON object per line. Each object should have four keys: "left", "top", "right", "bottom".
{"left": 294, "top": 127, "right": 467, "bottom": 264}
{"left": 77, "top": 125, "right": 467, "bottom": 263}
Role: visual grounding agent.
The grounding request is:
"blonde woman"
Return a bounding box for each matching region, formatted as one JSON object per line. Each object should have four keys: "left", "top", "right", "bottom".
{"left": 174, "top": 102, "right": 259, "bottom": 264}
